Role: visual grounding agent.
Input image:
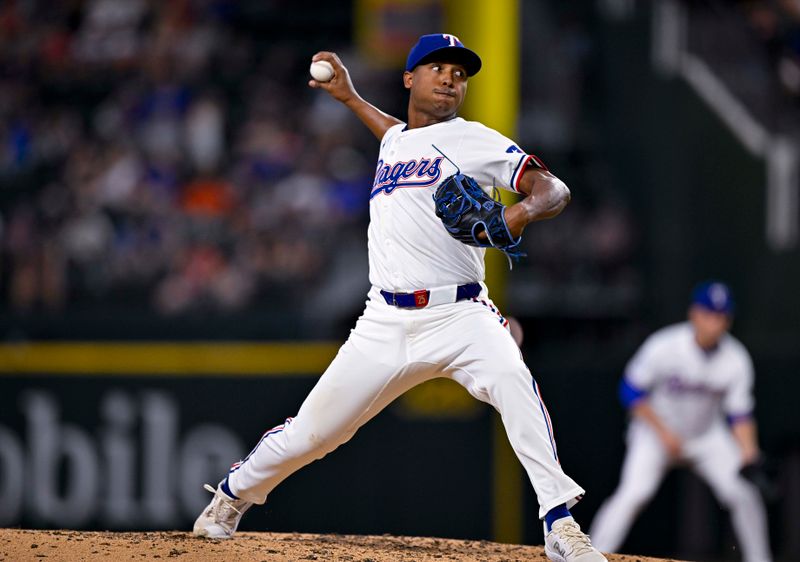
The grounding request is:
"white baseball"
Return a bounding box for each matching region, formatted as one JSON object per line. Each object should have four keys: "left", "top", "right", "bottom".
{"left": 309, "top": 60, "right": 334, "bottom": 82}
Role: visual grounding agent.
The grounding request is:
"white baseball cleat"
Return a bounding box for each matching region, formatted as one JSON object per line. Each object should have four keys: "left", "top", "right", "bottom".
{"left": 544, "top": 517, "right": 607, "bottom": 562}
{"left": 193, "top": 482, "right": 253, "bottom": 539}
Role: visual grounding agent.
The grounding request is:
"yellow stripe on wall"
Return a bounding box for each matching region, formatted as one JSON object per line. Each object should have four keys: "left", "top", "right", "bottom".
{"left": 0, "top": 342, "right": 340, "bottom": 376}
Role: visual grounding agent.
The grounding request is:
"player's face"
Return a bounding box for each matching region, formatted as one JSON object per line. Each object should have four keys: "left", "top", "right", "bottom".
{"left": 689, "top": 305, "right": 731, "bottom": 349}
{"left": 404, "top": 61, "right": 468, "bottom": 120}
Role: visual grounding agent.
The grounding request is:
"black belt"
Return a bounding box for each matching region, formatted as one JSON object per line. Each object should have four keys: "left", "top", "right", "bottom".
{"left": 380, "top": 283, "right": 481, "bottom": 309}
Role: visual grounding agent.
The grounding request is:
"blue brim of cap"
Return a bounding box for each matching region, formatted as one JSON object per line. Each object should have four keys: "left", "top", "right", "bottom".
{"left": 412, "top": 46, "right": 482, "bottom": 76}
{"left": 694, "top": 303, "right": 734, "bottom": 314}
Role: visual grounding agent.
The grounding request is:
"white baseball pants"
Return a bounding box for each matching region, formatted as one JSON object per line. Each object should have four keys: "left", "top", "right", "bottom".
{"left": 226, "top": 286, "right": 585, "bottom": 519}
{"left": 589, "top": 421, "right": 772, "bottom": 562}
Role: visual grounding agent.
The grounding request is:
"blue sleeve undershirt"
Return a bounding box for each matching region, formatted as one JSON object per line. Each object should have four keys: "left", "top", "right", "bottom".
{"left": 618, "top": 377, "right": 648, "bottom": 409}
{"left": 726, "top": 412, "right": 753, "bottom": 426}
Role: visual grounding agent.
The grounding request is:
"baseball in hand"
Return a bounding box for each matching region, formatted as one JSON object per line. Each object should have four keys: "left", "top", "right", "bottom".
{"left": 309, "top": 60, "right": 334, "bottom": 82}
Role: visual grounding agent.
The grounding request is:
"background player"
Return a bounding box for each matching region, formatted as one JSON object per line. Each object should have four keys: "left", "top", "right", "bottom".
{"left": 193, "top": 33, "right": 606, "bottom": 562}
{"left": 589, "top": 281, "right": 772, "bottom": 562}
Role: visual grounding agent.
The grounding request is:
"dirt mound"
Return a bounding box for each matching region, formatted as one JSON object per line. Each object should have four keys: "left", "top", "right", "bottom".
{"left": 0, "top": 529, "right": 682, "bottom": 561}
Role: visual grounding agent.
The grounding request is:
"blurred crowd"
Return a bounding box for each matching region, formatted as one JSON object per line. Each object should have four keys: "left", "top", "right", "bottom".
{"left": 0, "top": 0, "right": 374, "bottom": 322}
{"left": 738, "top": 0, "right": 800, "bottom": 99}
{"left": 0, "top": 0, "right": 642, "bottom": 338}
{"left": 513, "top": 2, "right": 640, "bottom": 319}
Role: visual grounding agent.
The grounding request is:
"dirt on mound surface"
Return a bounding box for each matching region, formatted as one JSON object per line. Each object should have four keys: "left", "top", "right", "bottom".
{"left": 0, "top": 529, "right": 683, "bottom": 562}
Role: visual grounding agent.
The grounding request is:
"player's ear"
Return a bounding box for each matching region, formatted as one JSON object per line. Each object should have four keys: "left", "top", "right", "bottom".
{"left": 403, "top": 71, "right": 413, "bottom": 89}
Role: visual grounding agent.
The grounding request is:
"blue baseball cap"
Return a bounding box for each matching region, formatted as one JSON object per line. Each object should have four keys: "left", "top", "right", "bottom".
{"left": 405, "top": 33, "right": 482, "bottom": 76}
{"left": 691, "top": 281, "right": 735, "bottom": 314}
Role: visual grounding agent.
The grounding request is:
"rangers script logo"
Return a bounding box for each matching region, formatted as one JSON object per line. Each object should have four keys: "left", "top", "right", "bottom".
{"left": 370, "top": 157, "right": 444, "bottom": 199}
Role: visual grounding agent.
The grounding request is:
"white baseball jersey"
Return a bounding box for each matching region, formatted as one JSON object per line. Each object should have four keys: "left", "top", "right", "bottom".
{"left": 623, "top": 322, "right": 754, "bottom": 438}
{"left": 368, "top": 117, "right": 543, "bottom": 291}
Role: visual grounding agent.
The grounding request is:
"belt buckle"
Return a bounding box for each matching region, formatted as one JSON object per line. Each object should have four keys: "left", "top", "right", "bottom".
{"left": 413, "top": 290, "right": 430, "bottom": 308}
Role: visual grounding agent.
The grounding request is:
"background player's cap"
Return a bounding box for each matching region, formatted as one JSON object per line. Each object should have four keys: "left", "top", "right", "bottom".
{"left": 405, "top": 33, "right": 482, "bottom": 76}
{"left": 691, "top": 281, "right": 735, "bottom": 314}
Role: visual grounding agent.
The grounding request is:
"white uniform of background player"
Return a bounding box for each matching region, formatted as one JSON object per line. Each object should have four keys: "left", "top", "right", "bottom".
{"left": 590, "top": 282, "right": 771, "bottom": 562}
{"left": 194, "top": 34, "right": 606, "bottom": 562}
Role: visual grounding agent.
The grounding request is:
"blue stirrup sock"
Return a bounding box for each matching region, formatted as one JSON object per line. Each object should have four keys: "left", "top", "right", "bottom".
{"left": 220, "top": 477, "right": 239, "bottom": 500}
{"left": 545, "top": 503, "right": 572, "bottom": 532}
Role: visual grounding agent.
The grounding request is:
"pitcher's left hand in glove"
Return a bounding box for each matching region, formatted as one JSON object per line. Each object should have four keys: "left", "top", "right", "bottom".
{"left": 433, "top": 173, "right": 525, "bottom": 262}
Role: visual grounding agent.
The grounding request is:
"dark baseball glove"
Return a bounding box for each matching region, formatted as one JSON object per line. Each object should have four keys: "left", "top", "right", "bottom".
{"left": 739, "top": 457, "right": 779, "bottom": 504}
{"left": 432, "top": 173, "right": 525, "bottom": 262}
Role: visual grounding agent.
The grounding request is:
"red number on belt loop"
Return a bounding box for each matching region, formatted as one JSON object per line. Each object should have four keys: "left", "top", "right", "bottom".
{"left": 413, "top": 290, "right": 429, "bottom": 308}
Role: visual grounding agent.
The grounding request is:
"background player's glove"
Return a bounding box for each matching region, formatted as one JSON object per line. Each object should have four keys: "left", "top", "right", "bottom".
{"left": 739, "top": 456, "right": 779, "bottom": 504}
{"left": 432, "top": 173, "right": 525, "bottom": 263}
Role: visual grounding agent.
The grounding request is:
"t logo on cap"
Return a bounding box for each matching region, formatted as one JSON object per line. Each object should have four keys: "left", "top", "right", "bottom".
{"left": 442, "top": 34, "right": 460, "bottom": 47}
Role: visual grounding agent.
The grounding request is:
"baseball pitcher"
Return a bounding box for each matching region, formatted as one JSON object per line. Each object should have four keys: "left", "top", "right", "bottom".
{"left": 193, "top": 33, "right": 606, "bottom": 562}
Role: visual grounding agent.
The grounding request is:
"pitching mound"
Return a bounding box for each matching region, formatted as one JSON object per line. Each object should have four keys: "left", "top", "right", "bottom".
{"left": 0, "top": 529, "right": 681, "bottom": 561}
